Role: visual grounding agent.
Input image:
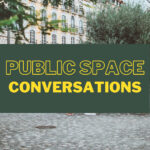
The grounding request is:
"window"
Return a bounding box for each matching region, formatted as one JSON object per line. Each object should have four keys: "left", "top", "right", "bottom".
{"left": 30, "top": 6, "right": 35, "bottom": 16}
{"left": 52, "top": 12, "right": 57, "bottom": 20}
{"left": 71, "top": 16, "right": 75, "bottom": 28}
{"left": 79, "top": 20, "right": 83, "bottom": 34}
{"left": 52, "top": 34, "right": 57, "bottom": 44}
{"left": 42, "top": 33, "right": 47, "bottom": 44}
{"left": 79, "top": 3, "right": 84, "bottom": 15}
{"left": 71, "top": 37, "right": 75, "bottom": 44}
{"left": 62, "top": 36, "right": 66, "bottom": 44}
{"left": 41, "top": 9, "right": 47, "bottom": 21}
{"left": 52, "top": 13, "right": 58, "bottom": 29}
{"left": 30, "top": 30, "right": 35, "bottom": 44}
{"left": 62, "top": 15, "right": 66, "bottom": 28}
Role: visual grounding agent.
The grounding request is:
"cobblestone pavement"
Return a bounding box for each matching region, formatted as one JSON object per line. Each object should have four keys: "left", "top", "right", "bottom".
{"left": 0, "top": 113, "right": 150, "bottom": 150}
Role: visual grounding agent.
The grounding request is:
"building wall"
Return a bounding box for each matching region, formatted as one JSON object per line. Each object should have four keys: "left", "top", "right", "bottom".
{"left": 0, "top": 31, "right": 15, "bottom": 44}
{"left": 0, "top": 0, "right": 122, "bottom": 44}
{"left": 23, "top": 0, "right": 90, "bottom": 44}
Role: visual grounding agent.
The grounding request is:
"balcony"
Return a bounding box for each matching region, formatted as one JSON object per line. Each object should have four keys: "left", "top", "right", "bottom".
{"left": 69, "top": 25, "right": 78, "bottom": 34}
{"left": 61, "top": 23, "right": 68, "bottom": 32}
{"left": 79, "top": 28, "right": 84, "bottom": 35}
{"left": 50, "top": 20, "right": 59, "bottom": 30}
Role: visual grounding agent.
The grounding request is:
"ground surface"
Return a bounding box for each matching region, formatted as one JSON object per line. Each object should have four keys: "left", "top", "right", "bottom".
{"left": 0, "top": 113, "right": 150, "bottom": 150}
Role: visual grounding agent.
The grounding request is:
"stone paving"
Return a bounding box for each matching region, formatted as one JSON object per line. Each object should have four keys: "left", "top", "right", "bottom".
{"left": 0, "top": 113, "right": 150, "bottom": 150}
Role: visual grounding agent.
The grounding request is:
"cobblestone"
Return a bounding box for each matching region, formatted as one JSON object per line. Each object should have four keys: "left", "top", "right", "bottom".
{"left": 0, "top": 113, "right": 150, "bottom": 150}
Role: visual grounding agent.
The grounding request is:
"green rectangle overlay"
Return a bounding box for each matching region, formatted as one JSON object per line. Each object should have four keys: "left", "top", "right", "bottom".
{"left": 0, "top": 45, "right": 149, "bottom": 113}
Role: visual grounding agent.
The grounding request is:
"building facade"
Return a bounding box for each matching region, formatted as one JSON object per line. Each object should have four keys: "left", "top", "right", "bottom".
{"left": 0, "top": 0, "right": 93, "bottom": 44}
{"left": 0, "top": 30, "right": 15, "bottom": 44}
{"left": 25, "top": 0, "right": 91, "bottom": 44}
{"left": 0, "top": 0, "right": 123, "bottom": 44}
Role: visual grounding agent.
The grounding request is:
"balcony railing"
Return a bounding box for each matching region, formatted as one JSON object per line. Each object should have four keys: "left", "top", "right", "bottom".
{"left": 61, "top": 24, "right": 84, "bottom": 35}
{"left": 79, "top": 28, "right": 84, "bottom": 35}
{"left": 69, "top": 25, "right": 78, "bottom": 34}
{"left": 61, "top": 23, "right": 68, "bottom": 32}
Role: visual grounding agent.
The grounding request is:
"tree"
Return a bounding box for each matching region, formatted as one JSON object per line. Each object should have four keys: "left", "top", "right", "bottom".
{"left": 0, "top": 0, "right": 37, "bottom": 43}
{"left": 86, "top": 3, "right": 150, "bottom": 44}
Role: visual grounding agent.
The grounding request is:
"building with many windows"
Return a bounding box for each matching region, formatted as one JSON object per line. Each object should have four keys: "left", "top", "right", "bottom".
{"left": 0, "top": 0, "right": 123, "bottom": 44}
{"left": 26, "top": 0, "right": 90, "bottom": 44}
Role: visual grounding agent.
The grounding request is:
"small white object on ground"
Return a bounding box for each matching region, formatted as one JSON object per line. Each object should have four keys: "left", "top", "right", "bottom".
{"left": 84, "top": 113, "right": 96, "bottom": 115}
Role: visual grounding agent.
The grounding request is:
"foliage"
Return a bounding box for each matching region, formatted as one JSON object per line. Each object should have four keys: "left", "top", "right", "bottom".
{"left": 0, "top": 15, "right": 18, "bottom": 30}
{"left": 69, "top": 27, "right": 77, "bottom": 33}
{"left": 61, "top": 27, "right": 68, "bottom": 32}
{"left": 86, "top": 3, "right": 150, "bottom": 44}
{"left": 0, "top": 0, "right": 38, "bottom": 43}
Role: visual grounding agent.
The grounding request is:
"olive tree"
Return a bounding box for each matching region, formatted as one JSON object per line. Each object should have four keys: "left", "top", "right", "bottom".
{"left": 86, "top": 3, "right": 150, "bottom": 44}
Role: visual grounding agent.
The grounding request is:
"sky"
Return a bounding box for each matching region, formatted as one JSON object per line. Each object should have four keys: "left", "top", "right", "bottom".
{"left": 123, "top": 0, "right": 150, "bottom": 9}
